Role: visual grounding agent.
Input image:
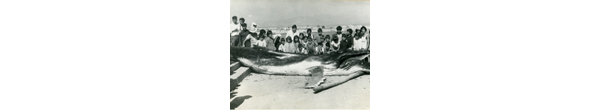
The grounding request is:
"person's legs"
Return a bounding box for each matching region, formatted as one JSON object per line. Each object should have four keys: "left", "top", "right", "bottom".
{"left": 237, "top": 35, "right": 246, "bottom": 47}
{"left": 230, "top": 35, "right": 239, "bottom": 46}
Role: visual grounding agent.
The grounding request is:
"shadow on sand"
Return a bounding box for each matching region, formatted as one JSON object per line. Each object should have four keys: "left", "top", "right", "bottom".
{"left": 230, "top": 95, "right": 252, "bottom": 109}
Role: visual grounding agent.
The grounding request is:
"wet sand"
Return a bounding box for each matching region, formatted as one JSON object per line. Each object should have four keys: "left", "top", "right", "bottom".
{"left": 233, "top": 73, "right": 370, "bottom": 109}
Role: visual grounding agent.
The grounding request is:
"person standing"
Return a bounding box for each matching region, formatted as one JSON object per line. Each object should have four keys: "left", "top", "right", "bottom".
{"left": 235, "top": 23, "right": 251, "bottom": 47}
{"left": 230, "top": 16, "right": 240, "bottom": 46}
{"left": 238, "top": 18, "right": 246, "bottom": 30}
{"left": 286, "top": 25, "right": 300, "bottom": 41}
{"left": 230, "top": 16, "right": 240, "bottom": 36}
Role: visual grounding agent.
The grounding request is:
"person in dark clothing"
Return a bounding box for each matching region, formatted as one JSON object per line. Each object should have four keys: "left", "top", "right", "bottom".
{"left": 265, "top": 30, "right": 276, "bottom": 50}
{"left": 322, "top": 35, "right": 331, "bottom": 54}
{"left": 306, "top": 37, "right": 316, "bottom": 54}
{"left": 235, "top": 23, "right": 251, "bottom": 47}
{"left": 338, "top": 26, "right": 353, "bottom": 52}
{"left": 346, "top": 29, "right": 353, "bottom": 38}
{"left": 275, "top": 37, "right": 282, "bottom": 51}
{"left": 354, "top": 29, "right": 360, "bottom": 37}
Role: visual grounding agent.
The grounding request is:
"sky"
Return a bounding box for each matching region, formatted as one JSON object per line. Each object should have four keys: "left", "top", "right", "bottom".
{"left": 230, "top": 0, "right": 369, "bottom": 27}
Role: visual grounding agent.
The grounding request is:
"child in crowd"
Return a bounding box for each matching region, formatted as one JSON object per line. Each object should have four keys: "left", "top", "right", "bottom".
{"left": 244, "top": 29, "right": 266, "bottom": 47}
{"left": 315, "top": 43, "right": 324, "bottom": 55}
{"left": 340, "top": 28, "right": 354, "bottom": 52}
{"left": 330, "top": 35, "right": 340, "bottom": 52}
{"left": 322, "top": 35, "right": 332, "bottom": 54}
{"left": 291, "top": 35, "right": 300, "bottom": 53}
{"left": 306, "top": 28, "right": 313, "bottom": 40}
{"left": 300, "top": 35, "right": 308, "bottom": 47}
{"left": 284, "top": 36, "right": 294, "bottom": 53}
{"left": 315, "top": 28, "right": 323, "bottom": 43}
{"left": 306, "top": 37, "right": 316, "bottom": 54}
{"left": 275, "top": 36, "right": 282, "bottom": 51}
{"left": 297, "top": 43, "right": 308, "bottom": 54}
{"left": 265, "top": 30, "right": 276, "bottom": 50}
{"left": 257, "top": 35, "right": 266, "bottom": 47}
{"left": 352, "top": 26, "right": 369, "bottom": 51}
{"left": 277, "top": 37, "right": 287, "bottom": 52}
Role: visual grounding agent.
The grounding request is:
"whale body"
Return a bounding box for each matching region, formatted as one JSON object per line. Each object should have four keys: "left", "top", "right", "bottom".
{"left": 230, "top": 46, "right": 369, "bottom": 76}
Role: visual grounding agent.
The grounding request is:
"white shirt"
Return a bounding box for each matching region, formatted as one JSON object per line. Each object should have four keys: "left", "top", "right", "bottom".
{"left": 286, "top": 30, "right": 300, "bottom": 41}
{"left": 230, "top": 23, "right": 239, "bottom": 36}
{"left": 299, "top": 48, "right": 308, "bottom": 54}
{"left": 330, "top": 41, "right": 339, "bottom": 51}
{"left": 230, "top": 22, "right": 239, "bottom": 32}
{"left": 352, "top": 36, "right": 368, "bottom": 51}
{"left": 257, "top": 40, "right": 267, "bottom": 47}
{"left": 278, "top": 44, "right": 286, "bottom": 52}
{"left": 244, "top": 34, "right": 259, "bottom": 47}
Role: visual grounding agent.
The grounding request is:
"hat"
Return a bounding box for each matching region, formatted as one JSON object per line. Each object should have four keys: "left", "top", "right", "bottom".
{"left": 252, "top": 22, "right": 257, "bottom": 26}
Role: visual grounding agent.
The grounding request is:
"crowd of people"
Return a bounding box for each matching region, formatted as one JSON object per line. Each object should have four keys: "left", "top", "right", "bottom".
{"left": 230, "top": 16, "right": 369, "bottom": 55}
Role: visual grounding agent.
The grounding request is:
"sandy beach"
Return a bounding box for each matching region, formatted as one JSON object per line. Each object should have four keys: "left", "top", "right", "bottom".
{"left": 232, "top": 73, "right": 370, "bottom": 109}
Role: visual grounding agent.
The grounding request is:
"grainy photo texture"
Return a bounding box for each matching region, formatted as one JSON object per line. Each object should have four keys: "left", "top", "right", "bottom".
{"left": 230, "top": 0, "right": 370, "bottom": 109}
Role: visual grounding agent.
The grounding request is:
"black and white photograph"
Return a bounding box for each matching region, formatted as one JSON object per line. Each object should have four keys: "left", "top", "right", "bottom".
{"left": 230, "top": 0, "right": 370, "bottom": 109}
{"left": 5, "top": 0, "right": 600, "bottom": 110}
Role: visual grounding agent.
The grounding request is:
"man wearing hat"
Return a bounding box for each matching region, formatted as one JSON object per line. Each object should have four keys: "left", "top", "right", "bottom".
{"left": 249, "top": 22, "right": 258, "bottom": 33}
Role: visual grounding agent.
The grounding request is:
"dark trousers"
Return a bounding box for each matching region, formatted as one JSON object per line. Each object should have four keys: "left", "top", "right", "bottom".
{"left": 230, "top": 35, "right": 238, "bottom": 46}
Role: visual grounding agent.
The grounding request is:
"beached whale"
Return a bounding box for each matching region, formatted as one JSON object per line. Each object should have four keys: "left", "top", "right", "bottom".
{"left": 230, "top": 46, "right": 369, "bottom": 92}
